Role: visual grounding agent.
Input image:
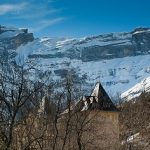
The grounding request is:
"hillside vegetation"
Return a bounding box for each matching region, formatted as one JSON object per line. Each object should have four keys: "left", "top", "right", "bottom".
{"left": 119, "top": 92, "right": 150, "bottom": 150}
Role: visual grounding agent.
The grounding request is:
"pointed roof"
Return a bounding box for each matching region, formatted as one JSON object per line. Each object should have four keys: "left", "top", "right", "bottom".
{"left": 59, "top": 82, "right": 118, "bottom": 114}
{"left": 80, "top": 82, "right": 118, "bottom": 111}
{"left": 90, "top": 82, "right": 118, "bottom": 111}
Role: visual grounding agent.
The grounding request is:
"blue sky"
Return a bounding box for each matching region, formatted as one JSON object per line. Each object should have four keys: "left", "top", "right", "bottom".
{"left": 0, "top": 0, "right": 150, "bottom": 38}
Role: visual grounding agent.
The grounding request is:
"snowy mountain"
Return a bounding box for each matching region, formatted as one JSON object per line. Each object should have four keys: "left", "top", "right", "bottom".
{"left": 1, "top": 25, "right": 150, "bottom": 98}
{"left": 121, "top": 77, "right": 150, "bottom": 101}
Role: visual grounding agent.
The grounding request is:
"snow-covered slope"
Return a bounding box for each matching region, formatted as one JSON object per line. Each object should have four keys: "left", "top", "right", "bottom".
{"left": 1, "top": 25, "right": 150, "bottom": 98}
{"left": 121, "top": 77, "right": 150, "bottom": 101}
{"left": 15, "top": 38, "right": 150, "bottom": 97}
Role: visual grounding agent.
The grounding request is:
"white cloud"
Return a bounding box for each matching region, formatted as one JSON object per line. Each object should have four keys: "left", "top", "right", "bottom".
{"left": 30, "top": 17, "right": 66, "bottom": 32}
{"left": 12, "top": 9, "right": 59, "bottom": 20}
{"left": 0, "top": 1, "right": 67, "bottom": 35}
{"left": 0, "top": 3, "right": 27, "bottom": 15}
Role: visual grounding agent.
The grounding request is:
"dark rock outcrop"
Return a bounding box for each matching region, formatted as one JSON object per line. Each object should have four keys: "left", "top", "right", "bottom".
{"left": 0, "top": 25, "right": 34, "bottom": 62}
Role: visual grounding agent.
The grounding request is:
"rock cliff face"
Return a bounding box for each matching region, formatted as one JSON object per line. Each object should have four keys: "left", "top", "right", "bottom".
{"left": 23, "top": 27, "right": 150, "bottom": 62}
{"left": 132, "top": 28, "right": 150, "bottom": 53}
{"left": 72, "top": 28, "right": 150, "bottom": 61}
{"left": 0, "top": 25, "right": 34, "bottom": 62}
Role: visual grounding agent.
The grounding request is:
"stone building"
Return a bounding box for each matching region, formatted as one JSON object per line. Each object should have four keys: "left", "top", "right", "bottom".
{"left": 83, "top": 82, "right": 120, "bottom": 149}
{"left": 58, "top": 82, "right": 120, "bottom": 150}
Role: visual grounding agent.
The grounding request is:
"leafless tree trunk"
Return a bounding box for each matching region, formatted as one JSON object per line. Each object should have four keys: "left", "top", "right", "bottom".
{"left": 0, "top": 61, "right": 52, "bottom": 150}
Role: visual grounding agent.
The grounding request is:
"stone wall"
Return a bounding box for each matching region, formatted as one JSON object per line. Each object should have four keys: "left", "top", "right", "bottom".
{"left": 58, "top": 110, "right": 120, "bottom": 150}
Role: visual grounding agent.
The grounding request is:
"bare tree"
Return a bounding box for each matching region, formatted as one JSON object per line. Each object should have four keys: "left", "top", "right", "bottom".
{"left": 0, "top": 60, "right": 52, "bottom": 150}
